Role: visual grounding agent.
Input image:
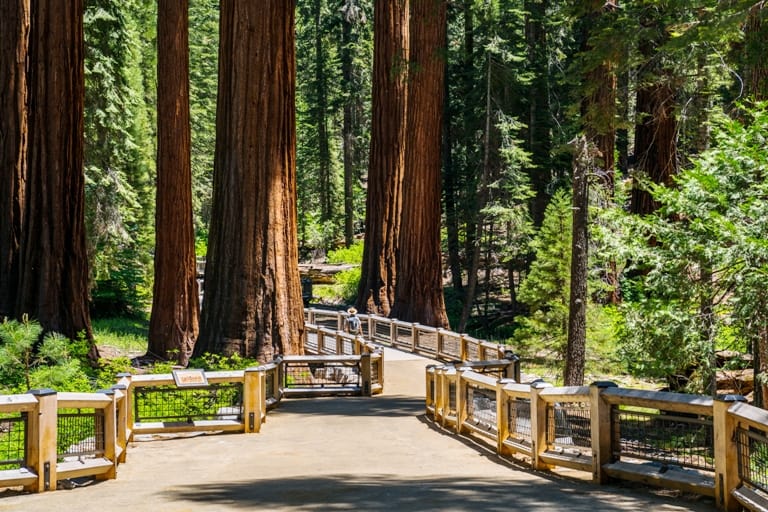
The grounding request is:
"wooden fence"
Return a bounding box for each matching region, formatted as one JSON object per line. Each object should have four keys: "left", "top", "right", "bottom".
{"left": 426, "top": 363, "right": 768, "bottom": 512}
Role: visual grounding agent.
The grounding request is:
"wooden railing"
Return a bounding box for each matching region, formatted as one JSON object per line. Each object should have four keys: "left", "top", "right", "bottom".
{"left": 426, "top": 363, "right": 768, "bottom": 512}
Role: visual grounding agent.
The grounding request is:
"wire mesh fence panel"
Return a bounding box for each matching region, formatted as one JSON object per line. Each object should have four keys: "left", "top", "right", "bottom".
{"left": 320, "top": 332, "right": 337, "bottom": 354}
{"left": 612, "top": 408, "right": 714, "bottom": 471}
{"left": 304, "top": 330, "right": 319, "bottom": 354}
{"left": 466, "top": 386, "right": 498, "bottom": 434}
{"left": 283, "top": 361, "right": 361, "bottom": 389}
{"left": 440, "top": 334, "right": 461, "bottom": 360}
{"left": 394, "top": 324, "right": 414, "bottom": 350}
{"left": 464, "top": 340, "right": 480, "bottom": 361}
{"left": 448, "top": 382, "right": 457, "bottom": 416}
{"left": 311, "top": 311, "right": 342, "bottom": 331}
{"left": 0, "top": 413, "right": 26, "bottom": 470}
{"left": 736, "top": 426, "right": 768, "bottom": 494}
{"left": 339, "top": 336, "right": 356, "bottom": 355}
{"left": 415, "top": 328, "right": 438, "bottom": 354}
{"left": 507, "top": 398, "right": 532, "bottom": 446}
{"left": 371, "top": 359, "right": 382, "bottom": 385}
{"left": 57, "top": 410, "right": 105, "bottom": 460}
{"left": 265, "top": 371, "right": 277, "bottom": 402}
{"left": 547, "top": 402, "right": 592, "bottom": 450}
{"left": 134, "top": 383, "right": 244, "bottom": 423}
{"left": 372, "top": 320, "right": 392, "bottom": 344}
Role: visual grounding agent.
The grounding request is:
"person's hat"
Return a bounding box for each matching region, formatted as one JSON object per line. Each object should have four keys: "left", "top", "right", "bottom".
{"left": 347, "top": 307, "right": 357, "bottom": 315}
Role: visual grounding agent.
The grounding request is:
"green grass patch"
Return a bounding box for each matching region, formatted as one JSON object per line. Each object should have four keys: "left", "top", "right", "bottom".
{"left": 93, "top": 316, "right": 148, "bottom": 355}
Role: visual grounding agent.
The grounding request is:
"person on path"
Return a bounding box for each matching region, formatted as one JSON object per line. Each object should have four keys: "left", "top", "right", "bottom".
{"left": 345, "top": 306, "right": 362, "bottom": 335}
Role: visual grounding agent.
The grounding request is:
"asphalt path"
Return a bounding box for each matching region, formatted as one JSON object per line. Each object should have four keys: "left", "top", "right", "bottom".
{"left": 0, "top": 347, "right": 718, "bottom": 511}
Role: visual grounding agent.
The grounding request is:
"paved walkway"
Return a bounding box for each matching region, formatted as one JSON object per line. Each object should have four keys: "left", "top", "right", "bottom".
{"left": 1, "top": 348, "right": 718, "bottom": 511}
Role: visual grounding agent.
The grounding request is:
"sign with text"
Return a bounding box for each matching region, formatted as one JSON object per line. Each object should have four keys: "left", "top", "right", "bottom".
{"left": 172, "top": 368, "right": 209, "bottom": 388}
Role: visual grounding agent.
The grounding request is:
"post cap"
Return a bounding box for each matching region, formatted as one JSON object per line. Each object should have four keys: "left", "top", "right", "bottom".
{"left": 716, "top": 394, "right": 748, "bottom": 403}
{"left": 590, "top": 380, "right": 618, "bottom": 389}
{"left": 27, "top": 388, "right": 56, "bottom": 397}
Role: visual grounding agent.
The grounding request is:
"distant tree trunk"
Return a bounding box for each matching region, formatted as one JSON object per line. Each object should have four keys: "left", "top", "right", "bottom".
{"left": 524, "top": 0, "right": 552, "bottom": 227}
{"left": 630, "top": 20, "right": 677, "bottom": 215}
{"left": 355, "top": 0, "right": 408, "bottom": 316}
{"left": 314, "top": 0, "right": 333, "bottom": 228}
{"left": 458, "top": 55, "right": 492, "bottom": 332}
{"left": 195, "top": 1, "right": 303, "bottom": 362}
{"left": 18, "top": 0, "right": 96, "bottom": 355}
{"left": 746, "top": 3, "right": 767, "bottom": 101}
{"left": 391, "top": 0, "right": 449, "bottom": 328}
{"left": 341, "top": 9, "right": 355, "bottom": 247}
{"left": 148, "top": 0, "right": 199, "bottom": 366}
{"left": 564, "top": 136, "right": 591, "bottom": 387}
{"left": 0, "top": 0, "right": 29, "bottom": 319}
{"left": 581, "top": 0, "right": 618, "bottom": 304}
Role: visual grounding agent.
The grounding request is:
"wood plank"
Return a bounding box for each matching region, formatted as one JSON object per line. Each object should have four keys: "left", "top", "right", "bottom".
{"left": 603, "top": 461, "right": 715, "bottom": 497}
{"left": 733, "top": 486, "right": 768, "bottom": 512}
{"left": 539, "top": 386, "right": 590, "bottom": 403}
{"left": 539, "top": 451, "right": 593, "bottom": 473}
{"left": 132, "top": 420, "right": 243, "bottom": 435}
{"left": 602, "top": 388, "right": 713, "bottom": 415}
{"left": 0, "top": 468, "right": 38, "bottom": 488}
{"left": 57, "top": 458, "right": 114, "bottom": 480}
{"left": 729, "top": 402, "right": 768, "bottom": 430}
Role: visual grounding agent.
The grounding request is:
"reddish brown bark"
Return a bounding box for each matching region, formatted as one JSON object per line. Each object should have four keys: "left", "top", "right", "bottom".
{"left": 18, "top": 0, "right": 95, "bottom": 352}
{"left": 0, "top": 0, "right": 29, "bottom": 318}
{"left": 355, "top": 0, "right": 409, "bottom": 316}
{"left": 746, "top": 4, "right": 767, "bottom": 101}
{"left": 148, "top": 0, "right": 199, "bottom": 366}
{"left": 195, "top": 0, "right": 303, "bottom": 362}
{"left": 391, "top": 0, "right": 449, "bottom": 328}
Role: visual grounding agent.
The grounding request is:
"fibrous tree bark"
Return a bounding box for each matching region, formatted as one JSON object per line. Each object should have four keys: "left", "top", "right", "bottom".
{"left": 18, "top": 0, "right": 96, "bottom": 354}
{"left": 355, "top": 0, "right": 408, "bottom": 316}
{"left": 629, "top": 14, "right": 677, "bottom": 215}
{"left": 148, "top": 0, "right": 199, "bottom": 365}
{"left": 746, "top": 3, "right": 767, "bottom": 101}
{"left": 391, "top": 0, "right": 449, "bottom": 328}
{"left": 564, "top": 136, "right": 592, "bottom": 387}
{"left": 195, "top": 0, "right": 303, "bottom": 362}
{"left": 0, "top": 0, "right": 29, "bottom": 319}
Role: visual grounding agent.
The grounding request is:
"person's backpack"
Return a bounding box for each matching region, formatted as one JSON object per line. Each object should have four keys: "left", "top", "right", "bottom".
{"left": 347, "top": 315, "right": 361, "bottom": 333}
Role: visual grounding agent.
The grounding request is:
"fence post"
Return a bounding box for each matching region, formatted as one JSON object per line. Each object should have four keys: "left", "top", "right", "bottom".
{"left": 244, "top": 367, "right": 263, "bottom": 433}
{"left": 456, "top": 367, "right": 469, "bottom": 434}
{"left": 590, "top": 381, "right": 617, "bottom": 484}
{"left": 360, "top": 353, "right": 372, "bottom": 396}
{"left": 411, "top": 323, "right": 419, "bottom": 353}
{"left": 390, "top": 319, "right": 397, "bottom": 347}
{"left": 336, "top": 331, "right": 344, "bottom": 355}
{"left": 496, "top": 378, "right": 515, "bottom": 456}
{"left": 95, "top": 389, "right": 117, "bottom": 480}
{"left": 714, "top": 394, "right": 746, "bottom": 511}
{"left": 116, "top": 372, "right": 134, "bottom": 441}
{"left": 530, "top": 381, "right": 553, "bottom": 470}
{"left": 426, "top": 365, "right": 437, "bottom": 418}
{"left": 436, "top": 328, "right": 444, "bottom": 358}
{"left": 24, "top": 388, "right": 57, "bottom": 493}
{"left": 459, "top": 334, "right": 468, "bottom": 362}
{"left": 111, "top": 383, "right": 129, "bottom": 464}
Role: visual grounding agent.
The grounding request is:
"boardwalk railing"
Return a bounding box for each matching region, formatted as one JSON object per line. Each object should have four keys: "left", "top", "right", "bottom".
{"left": 426, "top": 363, "right": 768, "bottom": 512}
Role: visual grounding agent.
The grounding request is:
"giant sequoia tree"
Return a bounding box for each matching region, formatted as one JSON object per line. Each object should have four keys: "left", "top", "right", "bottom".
{"left": 0, "top": 0, "right": 29, "bottom": 319}
{"left": 355, "top": 0, "right": 408, "bottom": 316}
{"left": 391, "top": 0, "right": 449, "bottom": 328}
{"left": 195, "top": 1, "right": 303, "bottom": 361}
{"left": 148, "top": 0, "right": 199, "bottom": 365}
{"left": 17, "top": 0, "right": 95, "bottom": 353}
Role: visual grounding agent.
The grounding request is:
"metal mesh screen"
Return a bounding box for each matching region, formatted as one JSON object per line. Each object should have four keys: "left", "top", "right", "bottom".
{"left": 464, "top": 342, "right": 479, "bottom": 361}
{"left": 416, "top": 329, "right": 438, "bottom": 354}
{"left": 312, "top": 312, "right": 341, "bottom": 330}
{"left": 736, "top": 427, "right": 768, "bottom": 494}
{"left": 373, "top": 321, "right": 391, "bottom": 344}
{"left": 304, "top": 330, "right": 319, "bottom": 354}
{"left": 134, "top": 383, "right": 244, "bottom": 423}
{"left": 507, "top": 398, "right": 532, "bottom": 445}
{"left": 394, "top": 324, "right": 413, "bottom": 349}
{"left": 466, "top": 386, "right": 497, "bottom": 433}
{"left": 447, "top": 382, "right": 457, "bottom": 416}
{"left": 548, "top": 402, "right": 592, "bottom": 449}
{"left": 0, "top": 413, "right": 26, "bottom": 470}
{"left": 320, "top": 332, "right": 337, "bottom": 354}
{"left": 612, "top": 408, "right": 714, "bottom": 471}
{"left": 58, "top": 409, "right": 105, "bottom": 460}
{"left": 441, "top": 335, "right": 460, "bottom": 359}
{"left": 284, "top": 361, "right": 360, "bottom": 389}
{"left": 265, "top": 371, "right": 277, "bottom": 401}
{"left": 371, "top": 358, "right": 381, "bottom": 385}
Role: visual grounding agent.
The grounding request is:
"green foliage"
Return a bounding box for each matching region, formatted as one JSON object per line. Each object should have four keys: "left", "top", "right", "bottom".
{"left": 189, "top": 352, "right": 260, "bottom": 371}
{"left": 0, "top": 319, "right": 92, "bottom": 393}
{"left": 84, "top": 0, "right": 155, "bottom": 316}
{"left": 616, "top": 104, "right": 768, "bottom": 392}
{"left": 93, "top": 316, "right": 148, "bottom": 354}
{"left": 514, "top": 190, "right": 572, "bottom": 357}
{"left": 326, "top": 240, "right": 364, "bottom": 264}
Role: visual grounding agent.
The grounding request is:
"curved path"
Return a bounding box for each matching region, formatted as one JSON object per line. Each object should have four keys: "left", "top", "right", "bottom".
{"left": 1, "top": 348, "right": 718, "bottom": 512}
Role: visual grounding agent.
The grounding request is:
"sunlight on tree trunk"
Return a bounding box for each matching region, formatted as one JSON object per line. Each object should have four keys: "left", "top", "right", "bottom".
{"left": 149, "top": 0, "right": 199, "bottom": 366}
{"left": 195, "top": 1, "right": 303, "bottom": 362}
